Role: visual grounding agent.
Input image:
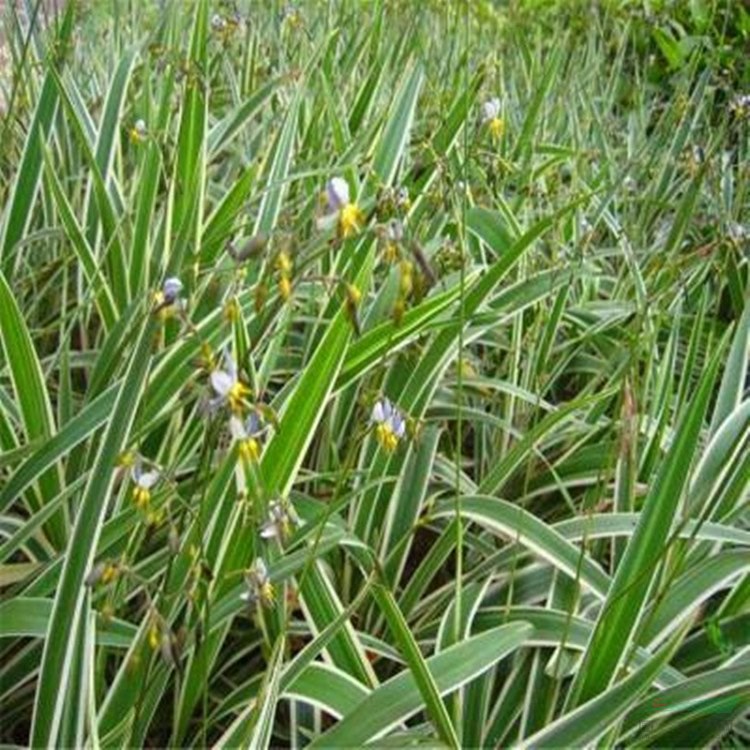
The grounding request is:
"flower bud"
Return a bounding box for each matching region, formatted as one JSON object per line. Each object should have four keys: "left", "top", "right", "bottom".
{"left": 160, "top": 632, "right": 179, "bottom": 668}
{"left": 393, "top": 298, "right": 406, "bottom": 326}
{"left": 85, "top": 562, "right": 105, "bottom": 587}
{"left": 148, "top": 622, "right": 160, "bottom": 650}
{"left": 344, "top": 284, "right": 362, "bottom": 335}
{"left": 101, "top": 562, "right": 119, "bottom": 584}
{"left": 275, "top": 250, "right": 293, "bottom": 277}
{"left": 399, "top": 260, "right": 414, "bottom": 297}
{"left": 224, "top": 297, "right": 240, "bottom": 322}
{"left": 229, "top": 234, "right": 268, "bottom": 262}
{"left": 168, "top": 526, "right": 180, "bottom": 555}
{"left": 255, "top": 282, "right": 268, "bottom": 313}
{"left": 162, "top": 277, "right": 183, "bottom": 304}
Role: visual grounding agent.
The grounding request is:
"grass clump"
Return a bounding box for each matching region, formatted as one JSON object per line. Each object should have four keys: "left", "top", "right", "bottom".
{"left": 0, "top": 0, "right": 748, "bottom": 747}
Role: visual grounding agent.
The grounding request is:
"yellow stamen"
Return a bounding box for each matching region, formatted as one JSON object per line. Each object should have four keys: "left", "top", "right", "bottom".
{"left": 133, "top": 486, "right": 151, "bottom": 509}
{"left": 228, "top": 381, "right": 251, "bottom": 413}
{"left": 339, "top": 203, "right": 365, "bottom": 238}
{"left": 276, "top": 251, "right": 293, "bottom": 276}
{"left": 383, "top": 242, "right": 399, "bottom": 264}
{"left": 239, "top": 438, "right": 261, "bottom": 462}
{"left": 375, "top": 423, "right": 399, "bottom": 453}
{"left": 158, "top": 307, "right": 176, "bottom": 322}
{"left": 148, "top": 623, "right": 160, "bottom": 650}
{"left": 346, "top": 283, "right": 362, "bottom": 306}
{"left": 488, "top": 117, "right": 504, "bottom": 139}
{"left": 260, "top": 581, "right": 276, "bottom": 607}
{"left": 101, "top": 563, "right": 118, "bottom": 585}
{"left": 279, "top": 276, "right": 292, "bottom": 302}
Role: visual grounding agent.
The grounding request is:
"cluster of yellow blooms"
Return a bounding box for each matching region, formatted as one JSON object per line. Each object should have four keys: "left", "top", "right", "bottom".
{"left": 99, "top": 82, "right": 519, "bottom": 639}
{"left": 121, "top": 89, "right": 520, "bottom": 616}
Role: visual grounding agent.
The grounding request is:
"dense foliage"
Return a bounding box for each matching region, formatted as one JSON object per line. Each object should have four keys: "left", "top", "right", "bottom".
{"left": 0, "top": 0, "right": 748, "bottom": 747}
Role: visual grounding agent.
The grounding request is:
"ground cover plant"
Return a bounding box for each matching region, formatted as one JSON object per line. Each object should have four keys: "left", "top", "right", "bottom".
{"left": 0, "top": 0, "right": 749, "bottom": 746}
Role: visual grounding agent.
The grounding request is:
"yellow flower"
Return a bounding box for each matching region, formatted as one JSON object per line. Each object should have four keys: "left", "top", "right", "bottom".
{"left": 241, "top": 558, "right": 276, "bottom": 608}
{"left": 339, "top": 203, "right": 365, "bottom": 238}
{"left": 131, "top": 464, "right": 160, "bottom": 509}
{"left": 210, "top": 350, "right": 252, "bottom": 413}
{"left": 133, "top": 485, "right": 149, "bottom": 507}
{"left": 260, "top": 580, "right": 276, "bottom": 606}
{"left": 239, "top": 437, "right": 261, "bottom": 462}
{"left": 323, "top": 177, "right": 365, "bottom": 239}
{"left": 481, "top": 98, "right": 503, "bottom": 139}
{"left": 488, "top": 117, "right": 504, "bottom": 139}
{"left": 372, "top": 398, "right": 406, "bottom": 453}
{"left": 229, "top": 382, "right": 251, "bottom": 412}
{"left": 129, "top": 119, "right": 148, "bottom": 144}
{"left": 230, "top": 414, "right": 266, "bottom": 462}
{"left": 375, "top": 422, "right": 399, "bottom": 452}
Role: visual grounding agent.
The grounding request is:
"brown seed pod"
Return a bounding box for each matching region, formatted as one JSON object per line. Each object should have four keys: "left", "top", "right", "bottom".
{"left": 408, "top": 240, "right": 437, "bottom": 287}
{"left": 228, "top": 234, "right": 268, "bottom": 262}
{"left": 160, "top": 631, "right": 182, "bottom": 671}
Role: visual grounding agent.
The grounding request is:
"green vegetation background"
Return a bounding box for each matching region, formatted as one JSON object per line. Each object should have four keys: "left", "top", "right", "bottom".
{"left": 0, "top": 0, "right": 748, "bottom": 747}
